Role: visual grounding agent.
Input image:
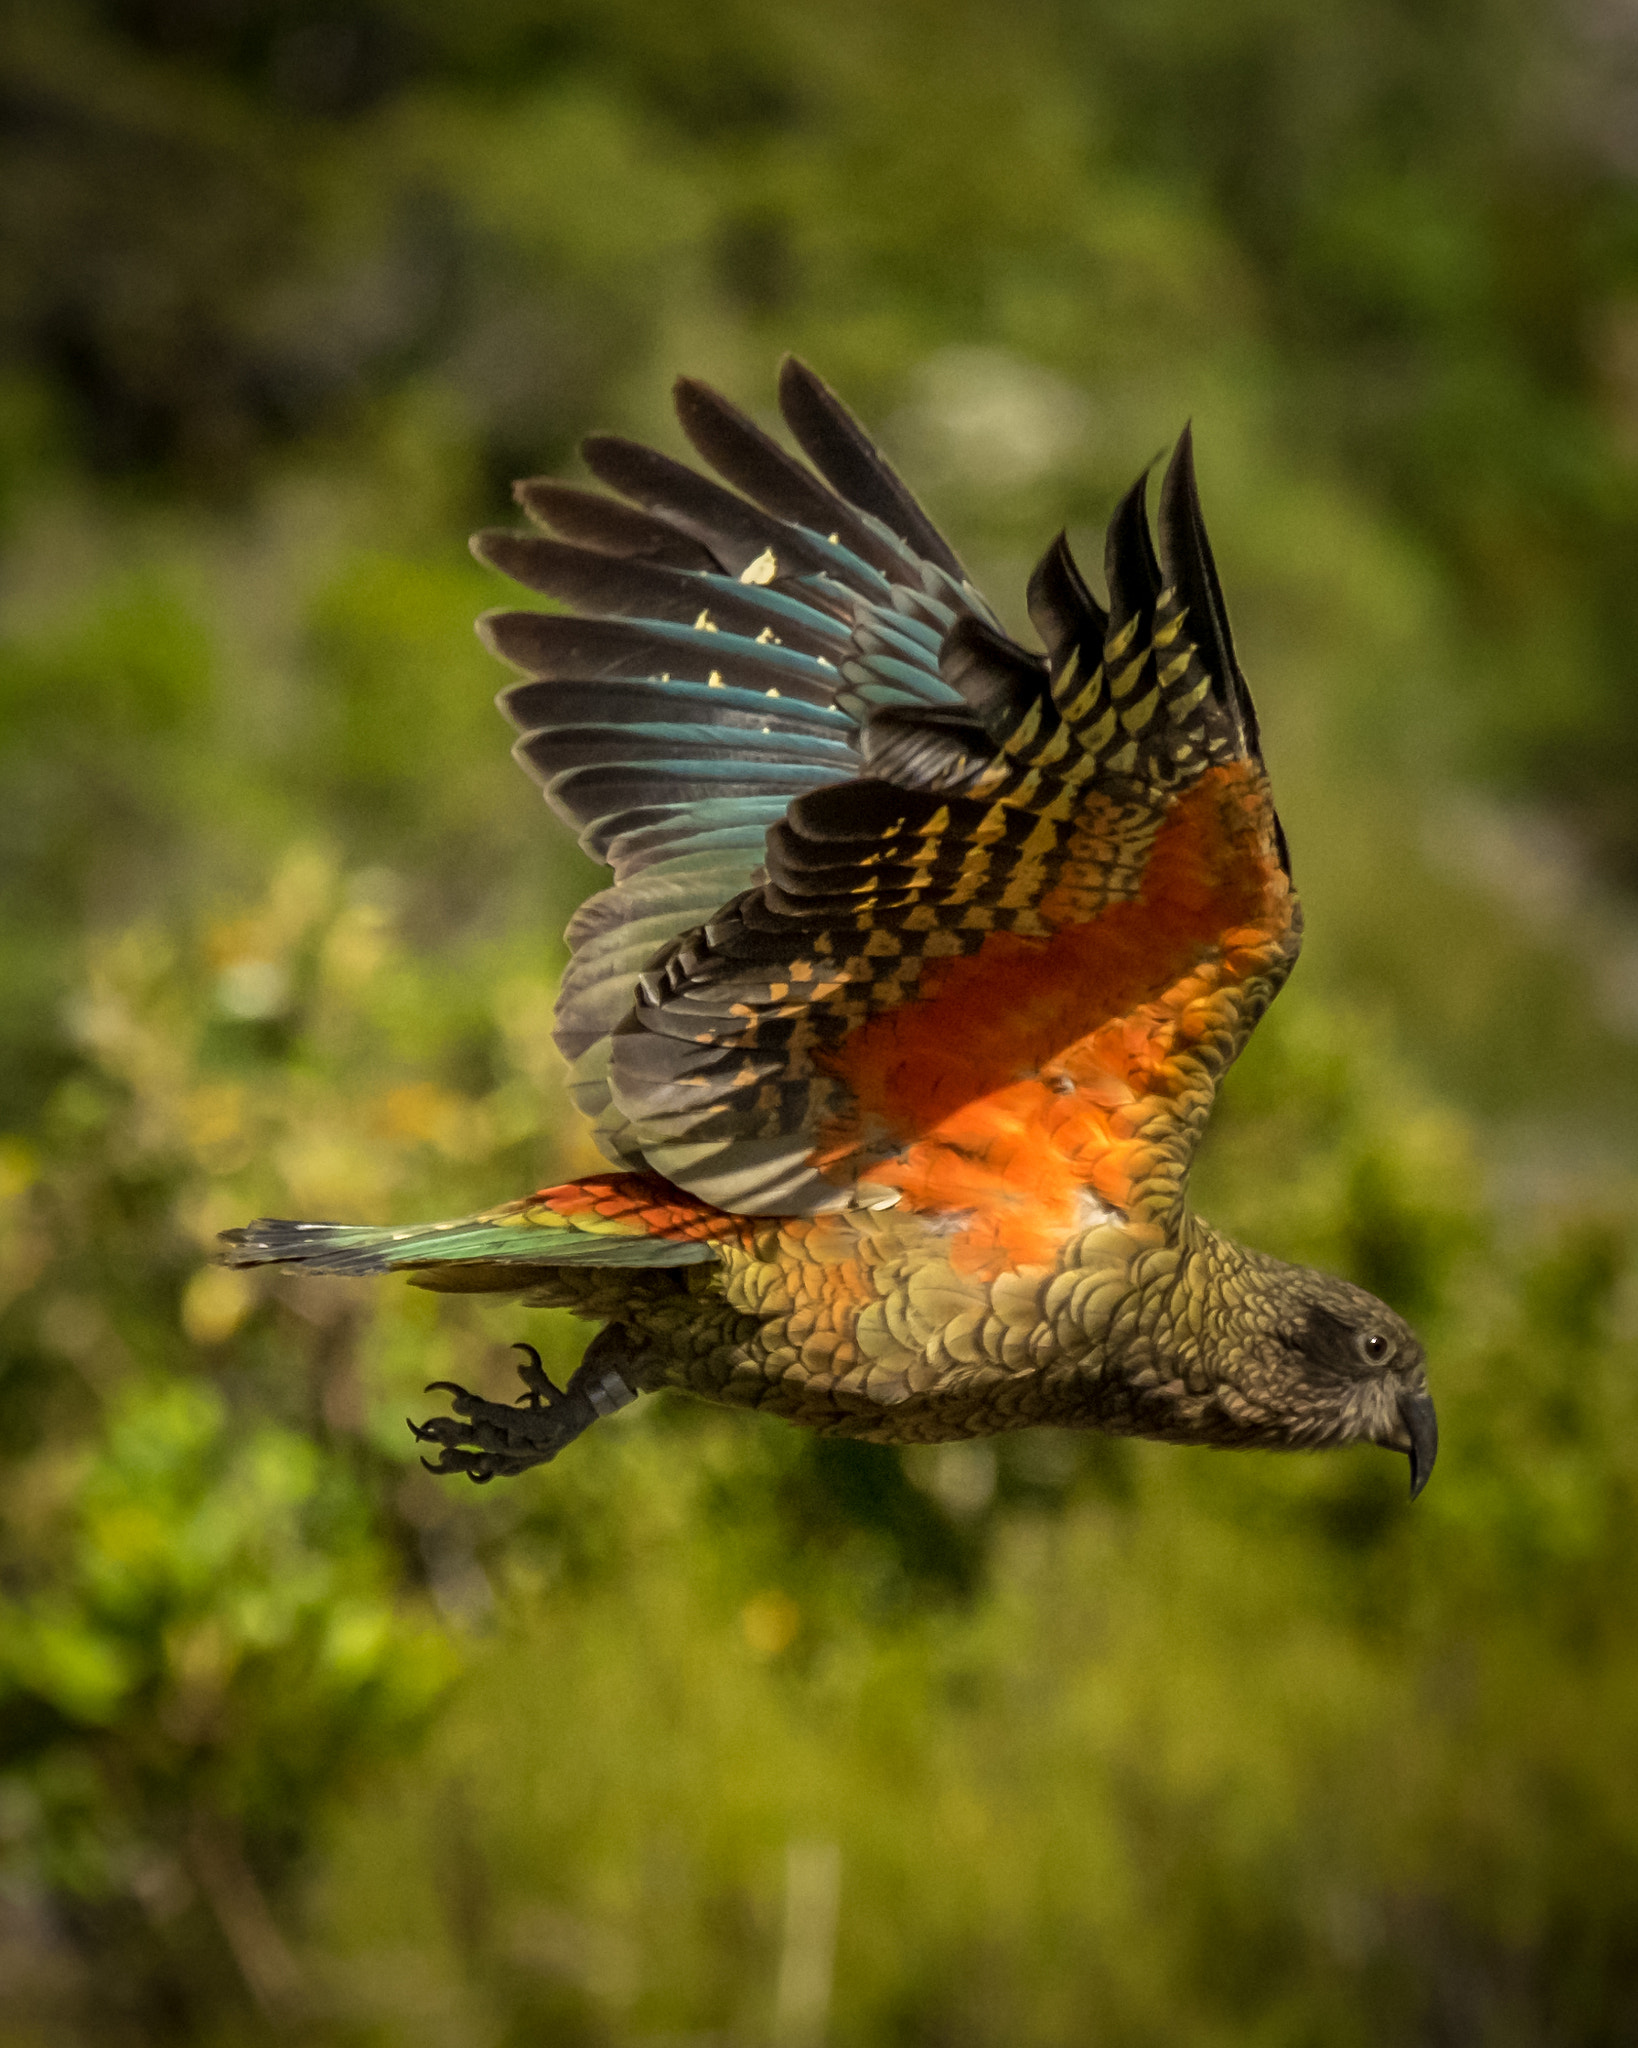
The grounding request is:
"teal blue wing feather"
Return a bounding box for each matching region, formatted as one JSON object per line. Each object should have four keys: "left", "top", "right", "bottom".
{"left": 474, "top": 360, "right": 1000, "bottom": 1168}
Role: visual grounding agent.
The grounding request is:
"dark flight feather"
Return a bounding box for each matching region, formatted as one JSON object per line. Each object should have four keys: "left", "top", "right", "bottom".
{"left": 501, "top": 675, "right": 855, "bottom": 742}
{"left": 480, "top": 609, "right": 844, "bottom": 706}
{"left": 673, "top": 376, "right": 913, "bottom": 583}
{"left": 937, "top": 616, "right": 1052, "bottom": 733}
{"left": 1102, "top": 469, "right": 1163, "bottom": 638}
{"left": 1026, "top": 530, "right": 1108, "bottom": 676}
{"left": 580, "top": 433, "right": 845, "bottom": 583}
{"left": 513, "top": 477, "right": 722, "bottom": 572}
{"left": 776, "top": 355, "right": 967, "bottom": 581}
{"left": 469, "top": 532, "right": 853, "bottom": 659}
{"left": 1156, "top": 424, "right": 1261, "bottom": 763}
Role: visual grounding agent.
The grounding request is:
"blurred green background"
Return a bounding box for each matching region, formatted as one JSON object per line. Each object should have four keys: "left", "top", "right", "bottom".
{"left": 4, "top": 1, "right": 1638, "bottom": 2041}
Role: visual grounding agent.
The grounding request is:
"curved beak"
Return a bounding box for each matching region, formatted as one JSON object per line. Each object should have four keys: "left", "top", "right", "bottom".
{"left": 1399, "top": 1387, "right": 1438, "bottom": 1501}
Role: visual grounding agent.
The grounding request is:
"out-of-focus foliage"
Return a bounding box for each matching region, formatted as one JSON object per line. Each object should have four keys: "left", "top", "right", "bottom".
{"left": 3, "top": 1, "right": 1638, "bottom": 2042}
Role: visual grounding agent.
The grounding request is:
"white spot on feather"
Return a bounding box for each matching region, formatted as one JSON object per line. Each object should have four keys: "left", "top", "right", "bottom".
{"left": 739, "top": 548, "right": 778, "bottom": 585}
{"left": 1075, "top": 1188, "right": 1121, "bottom": 1230}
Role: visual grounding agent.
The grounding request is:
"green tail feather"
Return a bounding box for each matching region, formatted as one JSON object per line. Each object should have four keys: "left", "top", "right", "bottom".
{"left": 219, "top": 1212, "right": 715, "bottom": 1276}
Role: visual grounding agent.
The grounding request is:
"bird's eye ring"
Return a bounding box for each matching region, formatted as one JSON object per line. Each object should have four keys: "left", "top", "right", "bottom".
{"left": 1356, "top": 1330, "right": 1394, "bottom": 1366}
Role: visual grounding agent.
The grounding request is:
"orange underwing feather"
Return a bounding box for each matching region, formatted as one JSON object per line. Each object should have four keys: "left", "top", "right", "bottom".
{"left": 814, "top": 761, "right": 1295, "bottom": 1275}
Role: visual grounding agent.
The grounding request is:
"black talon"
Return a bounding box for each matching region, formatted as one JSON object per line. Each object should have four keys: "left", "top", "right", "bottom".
{"left": 410, "top": 1333, "right": 641, "bottom": 1482}
{"left": 512, "top": 1343, "right": 561, "bottom": 1407}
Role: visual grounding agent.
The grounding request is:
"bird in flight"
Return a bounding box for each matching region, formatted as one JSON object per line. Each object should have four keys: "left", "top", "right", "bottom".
{"left": 225, "top": 358, "right": 1436, "bottom": 1498}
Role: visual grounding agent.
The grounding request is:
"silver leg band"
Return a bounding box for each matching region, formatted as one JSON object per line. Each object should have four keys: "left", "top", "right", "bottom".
{"left": 585, "top": 1368, "right": 637, "bottom": 1418}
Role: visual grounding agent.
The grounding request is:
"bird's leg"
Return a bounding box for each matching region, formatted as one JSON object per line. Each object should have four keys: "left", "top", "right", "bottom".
{"left": 409, "top": 1335, "right": 638, "bottom": 1483}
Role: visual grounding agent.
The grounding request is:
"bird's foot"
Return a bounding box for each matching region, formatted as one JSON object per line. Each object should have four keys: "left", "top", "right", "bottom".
{"left": 409, "top": 1342, "right": 638, "bottom": 1482}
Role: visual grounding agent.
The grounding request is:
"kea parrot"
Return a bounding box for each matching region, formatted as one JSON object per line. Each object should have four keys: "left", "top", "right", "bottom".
{"left": 224, "top": 358, "right": 1437, "bottom": 1499}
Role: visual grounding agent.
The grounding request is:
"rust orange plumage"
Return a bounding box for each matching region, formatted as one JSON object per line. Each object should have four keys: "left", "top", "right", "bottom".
{"left": 225, "top": 358, "right": 1435, "bottom": 1498}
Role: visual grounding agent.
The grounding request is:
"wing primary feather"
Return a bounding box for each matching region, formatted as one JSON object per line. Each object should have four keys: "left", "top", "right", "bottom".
{"left": 470, "top": 532, "right": 852, "bottom": 658}
{"left": 479, "top": 609, "right": 843, "bottom": 704}
{"left": 1103, "top": 467, "right": 1163, "bottom": 633}
{"left": 513, "top": 724, "right": 854, "bottom": 776}
{"left": 513, "top": 478, "right": 722, "bottom": 573}
{"left": 499, "top": 675, "right": 855, "bottom": 740}
{"left": 580, "top": 433, "right": 837, "bottom": 581}
{"left": 1157, "top": 424, "right": 1261, "bottom": 762}
{"left": 776, "top": 355, "right": 967, "bottom": 581}
{"left": 583, "top": 434, "right": 901, "bottom": 607}
{"left": 672, "top": 376, "right": 907, "bottom": 579}
{"left": 1026, "top": 530, "right": 1108, "bottom": 673}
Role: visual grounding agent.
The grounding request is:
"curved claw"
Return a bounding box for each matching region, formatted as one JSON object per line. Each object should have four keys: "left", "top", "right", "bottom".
{"left": 512, "top": 1342, "right": 562, "bottom": 1408}
{"left": 411, "top": 1338, "right": 630, "bottom": 1483}
{"left": 408, "top": 1415, "right": 464, "bottom": 1447}
{"left": 419, "top": 1453, "right": 496, "bottom": 1483}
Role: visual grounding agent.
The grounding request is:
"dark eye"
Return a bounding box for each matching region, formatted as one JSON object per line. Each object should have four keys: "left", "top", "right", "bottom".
{"left": 1356, "top": 1331, "right": 1394, "bottom": 1367}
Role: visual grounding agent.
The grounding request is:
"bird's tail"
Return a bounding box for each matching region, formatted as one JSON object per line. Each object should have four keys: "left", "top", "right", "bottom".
{"left": 220, "top": 1173, "right": 745, "bottom": 1284}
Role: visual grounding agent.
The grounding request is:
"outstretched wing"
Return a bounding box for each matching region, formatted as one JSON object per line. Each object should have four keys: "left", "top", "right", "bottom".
{"left": 478, "top": 361, "right": 1300, "bottom": 1272}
